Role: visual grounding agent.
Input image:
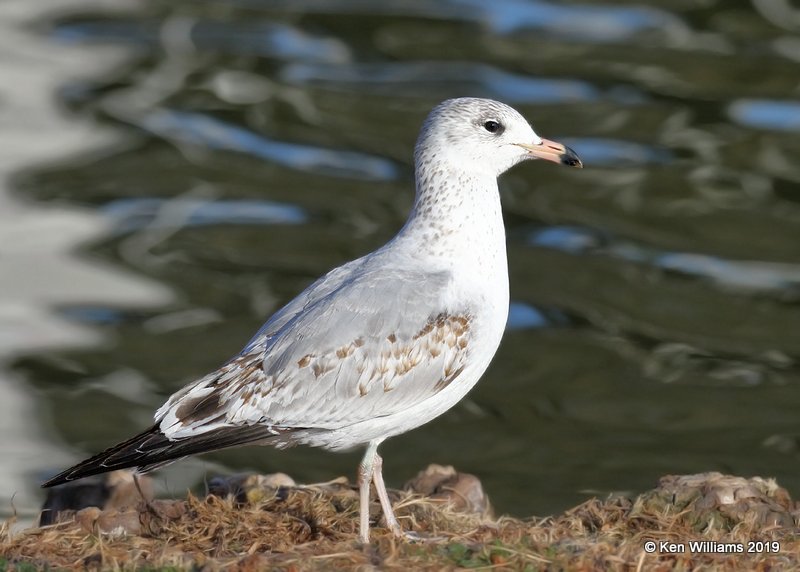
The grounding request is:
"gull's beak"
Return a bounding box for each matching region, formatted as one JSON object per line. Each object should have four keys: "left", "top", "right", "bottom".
{"left": 517, "top": 138, "right": 583, "bottom": 168}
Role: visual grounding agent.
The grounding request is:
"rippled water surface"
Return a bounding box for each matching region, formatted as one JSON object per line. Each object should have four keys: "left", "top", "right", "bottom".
{"left": 3, "top": 0, "right": 800, "bottom": 520}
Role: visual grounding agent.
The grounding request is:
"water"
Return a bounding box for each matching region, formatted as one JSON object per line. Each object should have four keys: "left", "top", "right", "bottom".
{"left": 2, "top": 0, "right": 800, "bottom": 522}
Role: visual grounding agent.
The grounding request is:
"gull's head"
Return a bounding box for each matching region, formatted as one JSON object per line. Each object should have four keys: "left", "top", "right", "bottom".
{"left": 415, "top": 97, "right": 582, "bottom": 177}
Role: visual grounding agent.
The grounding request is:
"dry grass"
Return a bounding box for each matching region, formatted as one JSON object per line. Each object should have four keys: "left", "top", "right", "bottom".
{"left": 2, "top": 471, "right": 799, "bottom": 570}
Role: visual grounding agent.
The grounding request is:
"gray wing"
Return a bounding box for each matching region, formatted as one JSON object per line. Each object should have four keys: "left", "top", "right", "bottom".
{"left": 239, "top": 257, "right": 366, "bottom": 351}
{"left": 156, "top": 261, "right": 473, "bottom": 440}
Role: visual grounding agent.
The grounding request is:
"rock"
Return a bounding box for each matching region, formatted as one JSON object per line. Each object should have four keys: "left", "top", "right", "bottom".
{"left": 73, "top": 507, "right": 102, "bottom": 532}
{"left": 207, "top": 472, "right": 296, "bottom": 504}
{"left": 139, "top": 499, "right": 188, "bottom": 536}
{"left": 39, "top": 470, "right": 153, "bottom": 526}
{"left": 149, "top": 498, "right": 188, "bottom": 520}
{"left": 633, "top": 472, "right": 799, "bottom": 530}
{"left": 75, "top": 506, "right": 141, "bottom": 536}
{"left": 404, "top": 464, "right": 493, "bottom": 517}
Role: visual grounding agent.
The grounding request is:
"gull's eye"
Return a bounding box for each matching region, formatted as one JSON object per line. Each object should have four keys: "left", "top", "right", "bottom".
{"left": 483, "top": 120, "right": 503, "bottom": 135}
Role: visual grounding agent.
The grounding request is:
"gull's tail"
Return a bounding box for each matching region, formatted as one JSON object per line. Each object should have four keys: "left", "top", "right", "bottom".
{"left": 42, "top": 423, "right": 281, "bottom": 488}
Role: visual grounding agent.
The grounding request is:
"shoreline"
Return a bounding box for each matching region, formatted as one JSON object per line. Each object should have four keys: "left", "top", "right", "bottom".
{"left": 2, "top": 467, "right": 798, "bottom": 570}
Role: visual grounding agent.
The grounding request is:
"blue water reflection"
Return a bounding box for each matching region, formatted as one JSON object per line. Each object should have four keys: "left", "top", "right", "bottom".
{"left": 506, "top": 302, "right": 570, "bottom": 330}
{"left": 226, "top": 0, "right": 686, "bottom": 41}
{"left": 59, "top": 306, "right": 127, "bottom": 325}
{"left": 103, "top": 197, "right": 307, "bottom": 234}
{"left": 529, "top": 226, "right": 800, "bottom": 293}
{"left": 728, "top": 99, "right": 800, "bottom": 132}
{"left": 566, "top": 138, "right": 672, "bottom": 166}
{"left": 460, "top": 0, "right": 688, "bottom": 39}
{"left": 282, "top": 62, "right": 599, "bottom": 103}
{"left": 54, "top": 20, "right": 349, "bottom": 62}
{"left": 507, "top": 302, "right": 547, "bottom": 330}
{"left": 138, "top": 110, "right": 399, "bottom": 181}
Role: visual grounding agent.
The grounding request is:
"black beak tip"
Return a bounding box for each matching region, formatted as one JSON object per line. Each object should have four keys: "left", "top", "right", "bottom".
{"left": 561, "top": 146, "right": 583, "bottom": 168}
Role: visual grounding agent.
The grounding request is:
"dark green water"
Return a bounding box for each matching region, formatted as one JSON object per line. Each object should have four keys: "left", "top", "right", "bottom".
{"left": 5, "top": 0, "right": 800, "bottom": 519}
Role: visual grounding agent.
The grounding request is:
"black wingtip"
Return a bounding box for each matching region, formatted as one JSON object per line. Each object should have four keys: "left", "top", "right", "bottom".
{"left": 41, "top": 424, "right": 165, "bottom": 488}
{"left": 42, "top": 422, "right": 288, "bottom": 488}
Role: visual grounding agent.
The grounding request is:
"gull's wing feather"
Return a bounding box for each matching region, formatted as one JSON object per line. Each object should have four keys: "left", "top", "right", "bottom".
{"left": 41, "top": 422, "right": 283, "bottom": 486}
{"left": 42, "top": 258, "right": 470, "bottom": 486}
{"left": 240, "top": 258, "right": 366, "bottom": 349}
{"left": 157, "top": 262, "right": 472, "bottom": 442}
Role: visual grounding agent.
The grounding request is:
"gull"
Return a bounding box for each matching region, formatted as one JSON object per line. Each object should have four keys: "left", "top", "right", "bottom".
{"left": 42, "top": 98, "right": 582, "bottom": 542}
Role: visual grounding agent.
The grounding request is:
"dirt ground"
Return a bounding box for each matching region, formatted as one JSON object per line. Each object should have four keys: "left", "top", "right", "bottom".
{"left": 2, "top": 468, "right": 798, "bottom": 570}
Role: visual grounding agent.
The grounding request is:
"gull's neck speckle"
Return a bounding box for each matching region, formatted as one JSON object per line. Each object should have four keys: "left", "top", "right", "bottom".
{"left": 394, "top": 145, "right": 507, "bottom": 280}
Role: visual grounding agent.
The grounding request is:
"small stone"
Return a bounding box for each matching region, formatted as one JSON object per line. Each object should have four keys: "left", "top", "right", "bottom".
{"left": 39, "top": 470, "right": 153, "bottom": 526}
{"left": 208, "top": 472, "right": 296, "bottom": 504}
{"left": 96, "top": 508, "right": 141, "bottom": 535}
{"left": 75, "top": 507, "right": 102, "bottom": 534}
{"left": 75, "top": 505, "right": 142, "bottom": 535}
{"left": 149, "top": 498, "right": 188, "bottom": 520}
{"left": 404, "top": 464, "right": 493, "bottom": 516}
{"left": 139, "top": 499, "right": 188, "bottom": 536}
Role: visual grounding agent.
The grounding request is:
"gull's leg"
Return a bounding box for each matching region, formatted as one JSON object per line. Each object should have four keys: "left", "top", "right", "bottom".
{"left": 372, "top": 455, "right": 429, "bottom": 541}
{"left": 357, "top": 440, "right": 381, "bottom": 543}
{"left": 372, "top": 453, "right": 402, "bottom": 536}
